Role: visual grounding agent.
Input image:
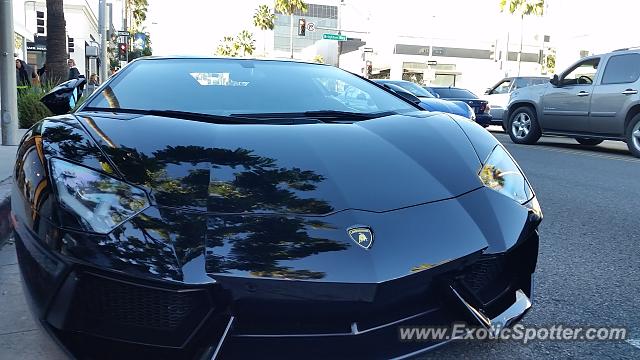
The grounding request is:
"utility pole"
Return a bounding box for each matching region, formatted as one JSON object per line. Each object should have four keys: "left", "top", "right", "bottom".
{"left": 1, "top": 0, "right": 19, "bottom": 145}
{"left": 99, "top": 0, "right": 108, "bottom": 82}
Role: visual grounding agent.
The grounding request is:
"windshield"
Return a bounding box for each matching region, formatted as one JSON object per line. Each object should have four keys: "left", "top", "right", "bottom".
{"left": 389, "top": 81, "right": 434, "bottom": 98}
{"left": 85, "top": 59, "right": 416, "bottom": 116}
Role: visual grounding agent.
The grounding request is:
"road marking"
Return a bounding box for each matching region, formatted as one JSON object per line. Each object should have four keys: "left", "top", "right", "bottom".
{"left": 627, "top": 339, "right": 640, "bottom": 350}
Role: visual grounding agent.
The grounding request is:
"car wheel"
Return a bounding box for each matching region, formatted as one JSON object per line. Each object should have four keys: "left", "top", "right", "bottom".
{"left": 508, "top": 107, "right": 541, "bottom": 144}
{"left": 626, "top": 113, "right": 640, "bottom": 158}
{"left": 575, "top": 137, "right": 603, "bottom": 146}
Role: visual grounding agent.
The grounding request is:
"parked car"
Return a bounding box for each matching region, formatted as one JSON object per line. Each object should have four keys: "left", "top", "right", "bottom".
{"left": 506, "top": 48, "right": 640, "bottom": 157}
{"left": 426, "top": 86, "right": 492, "bottom": 127}
{"left": 13, "top": 57, "right": 542, "bottom": 359}
{"left": 373, "top": 79, "right": 476, "bottom": 120}
{"left": 483, "top": 76, "right": 549, "bottom": 124}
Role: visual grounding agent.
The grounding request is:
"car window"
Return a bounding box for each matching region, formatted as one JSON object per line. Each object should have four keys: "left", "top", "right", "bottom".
{"left": 532, "top": 78, "right": 549, "bottom": 85}
{"left": 448, "top": 88, "right": 477, "bottom": 99}
{"left": 431, "top": 88, "right": 449, "bottom": 97}
{"left": 492, "top": 80, "right": 512, "bottom": 94}
{"left": 601, "top": 54, "right": 640, "bottom": 85}
{"left": 86, "top": 59, "right": 416, "bottom": 116}
{"left": 513, "top": 78, "right": 546, "bottom": 89}
{"left": 389, "top": 81, "right": 434, "bottom": 98}
{"left": 562, "top": 58, "right": 600, "bottom": 86}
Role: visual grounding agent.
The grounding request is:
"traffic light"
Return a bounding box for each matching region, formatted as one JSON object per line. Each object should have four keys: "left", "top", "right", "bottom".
{"left": 298, "top": 18, "right": 306, "bottom": 36}
{"left": 118, "top": 43, "right": 127, "bottom": 61}
{"left": 68, "top": 37, "right": 74, "bottom": 53}
{"left": 36, "top": 11, "right": 45, "bottom": 34}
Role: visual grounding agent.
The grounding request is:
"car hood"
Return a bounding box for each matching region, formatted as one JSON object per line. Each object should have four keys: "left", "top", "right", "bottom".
{"left": 509, "top": 83, "right": 550, "bottom": 102}
{"left": 418, "top": 97, "right": 467, "bottom": 116}
{"left": 76, "top": 111, "right": 482, "bottom": 215}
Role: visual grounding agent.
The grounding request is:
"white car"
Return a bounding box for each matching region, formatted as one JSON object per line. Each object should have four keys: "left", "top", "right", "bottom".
{"left": 483, "top": 76, "right": 549, "bottom": 125}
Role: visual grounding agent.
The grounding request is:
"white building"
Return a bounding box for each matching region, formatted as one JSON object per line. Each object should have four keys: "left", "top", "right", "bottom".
{"left": 12, "top": 0, "right": 123, "bottom": 79}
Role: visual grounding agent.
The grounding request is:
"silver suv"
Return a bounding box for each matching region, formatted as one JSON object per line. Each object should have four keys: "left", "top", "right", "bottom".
{"left": 505, "top": 48, "right": 640, "bottom": 157}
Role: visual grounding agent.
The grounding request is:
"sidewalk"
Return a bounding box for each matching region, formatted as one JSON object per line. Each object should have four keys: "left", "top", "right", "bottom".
{"left": 0, "top": 240, "right": 68, "bottom": 360}
{"left": 1, "top": 129, "right": 27, "bottom": 245}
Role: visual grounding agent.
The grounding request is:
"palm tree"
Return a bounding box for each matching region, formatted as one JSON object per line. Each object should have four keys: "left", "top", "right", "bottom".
{"left": 253, "top": 5, "right": 276, "bottom": 56}
{"left": 45, "top": 0, "right": 68, "bottom": 84}
{"left": 500, "top": 0, "right": 545, "bottom": 75}
{"left": 275, "top": 0, "right": 308, "bottom": 59}
{"left": 216, "top": 36, "right": 239, "bottom": 57}
{"left": 236, "top": 30, "right": 256, "bottom": 57}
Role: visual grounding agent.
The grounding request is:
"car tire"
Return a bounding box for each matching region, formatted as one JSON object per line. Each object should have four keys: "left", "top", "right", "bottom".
{"left": 508, "top": 106, "right": 541, "bottom": 144}
{"left": 626, "top": 113, "right": 640, "bottom": 158}
{"left": 575, "top": 137, "right": 603, "bottom": 146}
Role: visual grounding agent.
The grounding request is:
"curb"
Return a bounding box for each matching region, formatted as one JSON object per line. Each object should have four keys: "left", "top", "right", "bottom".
{"left": 0, "top": 177, "right": 13, "bottom": 248}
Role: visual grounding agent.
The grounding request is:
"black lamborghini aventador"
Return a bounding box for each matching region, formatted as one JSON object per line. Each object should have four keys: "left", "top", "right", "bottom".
{"left": 11, "top": 57, "right": 542, "bottom": 359}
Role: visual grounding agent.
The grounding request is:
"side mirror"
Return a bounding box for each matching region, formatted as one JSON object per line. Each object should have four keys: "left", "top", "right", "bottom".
{"left": 550, "top": 74, "right": 560, "bottom": 86}
{"left": 484, "top": 88, "right": 492, "bottom": 95}
{"left": 435, "top": 93, "right": 440, "bottom": 98}
{"left": 41, "top": 78, "right": 87, "bottom": 115}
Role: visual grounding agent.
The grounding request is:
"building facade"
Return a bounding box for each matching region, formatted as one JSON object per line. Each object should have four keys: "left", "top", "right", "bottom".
{"left": 12, "top": 0, "right": 122, "bottom": 81}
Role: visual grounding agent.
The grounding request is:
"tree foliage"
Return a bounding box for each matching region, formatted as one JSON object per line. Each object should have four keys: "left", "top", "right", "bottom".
{"left": 129, "top": 0, "right": 149, "bottom": 32}
{"left": 499, "top": 0, "right": 544, "bottom": 16}
{"left": 253, "top": 5, "right": 275, "bottom": 31}
{"left": 215, "top": 31, "right": 256, "bottom": 57}
{"left": 275, "top": 0, "right": 308, "bottom": 15}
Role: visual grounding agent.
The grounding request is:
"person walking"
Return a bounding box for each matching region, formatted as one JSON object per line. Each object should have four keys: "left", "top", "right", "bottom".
{"left": 37, "top": 63, "right": 49, "bottom": 85}
{"left": 15, "top": 54, "right": 38, "bottom": 89}
{"left": 68, "top": 59, "right": 81, "bottom": 80}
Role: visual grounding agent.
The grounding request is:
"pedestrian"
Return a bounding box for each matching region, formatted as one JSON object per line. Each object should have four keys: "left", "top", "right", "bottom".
{"left": 88, "top": 73, "right": 99, "bottom": 86}
{"left": 85, "top": 73, "right": 99, "bottom": 97}
{"left": 37, "top": 63, "right": 49, "bottom": 85}
{"left": 15, "top": 54, "right": 38, "bottom": 88}
{"left": 68, "top": 59, "right": 81, "bottom": 80}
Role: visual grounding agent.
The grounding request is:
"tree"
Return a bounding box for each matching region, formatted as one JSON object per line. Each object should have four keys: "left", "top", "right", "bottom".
{"left": 215, "top": 32, "right": 256, "bottom": 57}
{"left": 45, "top": 0, "right": 68, "bottom": 84}
{"left": 216, "top": 36, "right": 240, "bottom": 57}
{"left": 275, "top": 0, "right": 308, "bottom": 58}
{"left": 129, "top": 0, "right": 149, "bottom": 31}
{"left": 500, "top": 0, "right": 545, "bottom": 75}
{"left": 236, "top": 30, "right": 256, "bottom": 56}
{"left": 253, "top": 4, "right": 276, "bottom": 56}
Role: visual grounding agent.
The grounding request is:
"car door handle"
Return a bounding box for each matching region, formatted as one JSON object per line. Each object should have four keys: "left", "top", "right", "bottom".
{"left": 577, "top": 91, "right": 590, "bottom": 97}
{"left": 622, "top": 89, "right": 638, "bottom": 95}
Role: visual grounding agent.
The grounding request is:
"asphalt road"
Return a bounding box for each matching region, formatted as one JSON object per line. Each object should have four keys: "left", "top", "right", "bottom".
{"left": 421, "top": 129, "right": 640, "bottom": 359}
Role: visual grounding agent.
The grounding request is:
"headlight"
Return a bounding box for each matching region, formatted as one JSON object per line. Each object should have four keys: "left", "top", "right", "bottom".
{"left": 479, "top": 145, "right": 533, "bottom": 204}
{"left": 50, "top": 158, "right": 150, "bottom": 233}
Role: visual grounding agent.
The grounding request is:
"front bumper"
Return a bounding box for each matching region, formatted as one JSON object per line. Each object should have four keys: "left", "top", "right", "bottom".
{"left": 475, "top": 113, "right": 493, "bottom": 127}
{"left": 14, "top": 224, "right": 538, "bottom": 359}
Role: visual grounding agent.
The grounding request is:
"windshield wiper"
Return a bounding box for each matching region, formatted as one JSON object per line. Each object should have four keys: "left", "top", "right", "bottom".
{"left": 230, "top": 110, "right": 397, "bottom": 122}
{"left": 81, "top": 107, "right": 278, "bottom": 124}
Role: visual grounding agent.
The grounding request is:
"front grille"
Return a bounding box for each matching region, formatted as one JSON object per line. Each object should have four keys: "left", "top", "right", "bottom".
{"left": 68, "top": 271, "right": 213, "bottom": 347}
{"left": 462, "top": 255, "right": 505, "bottom": 293}
{"left": 78, "top": 275, "right": 199, "bottom": 330}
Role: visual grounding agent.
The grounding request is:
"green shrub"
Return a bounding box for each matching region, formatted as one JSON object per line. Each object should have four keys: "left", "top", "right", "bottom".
{"left": 17, "top": 87, "right": 53, "bottom": 129}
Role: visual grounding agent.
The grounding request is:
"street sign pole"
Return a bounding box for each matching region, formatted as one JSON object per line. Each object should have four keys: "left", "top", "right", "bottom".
{"left": 99, "top": 0, "right": 108, "bottom": 82}
{"left": 0, "top": 0, "right": 19, "bottom": 145}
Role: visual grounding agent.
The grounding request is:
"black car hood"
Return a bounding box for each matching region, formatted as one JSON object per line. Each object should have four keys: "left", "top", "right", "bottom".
{"left": 76, "top": 111, "right": 482, "bottom": 215}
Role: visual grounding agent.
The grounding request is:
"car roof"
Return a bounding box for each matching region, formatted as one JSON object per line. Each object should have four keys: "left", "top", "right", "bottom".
{"left": 128, "top": 55, "right": 329, "bottom": 66}
{"left": 373, "top": 79, "right": 410, "bottom": 83}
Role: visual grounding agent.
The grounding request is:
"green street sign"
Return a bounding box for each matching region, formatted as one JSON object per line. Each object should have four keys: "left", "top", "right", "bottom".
{"left": 323, "top": 33, "right": 347, "bottom": 41}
